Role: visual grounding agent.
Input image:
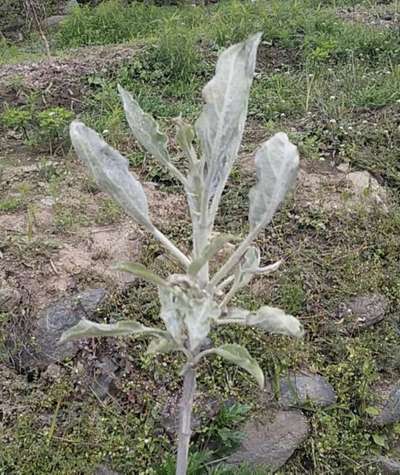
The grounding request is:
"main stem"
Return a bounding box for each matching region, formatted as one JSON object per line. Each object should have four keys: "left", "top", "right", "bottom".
{"left": 176, "top": 366, "right": 197, "bottom": 475}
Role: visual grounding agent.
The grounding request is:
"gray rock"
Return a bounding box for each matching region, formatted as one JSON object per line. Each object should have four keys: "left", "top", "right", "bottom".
{"left": 91, "top": 357, "right": 118, "bottom": 400}
{"left": 63, "top": 0, "right": 79, "bottom": 14}
{"left": 227, "top": 410, "right": 309, "bottom": 470}
{"left": 272, "top": 373, "right": 337, "bottom": 408}
{"left": 44, "top": 15, "right": 67, "bottom": 29}
{"left": 14, "top": 288, "right": 106, "bottom": 370}
{"left": 93, "top": 466, "right": 120, "bottom": 475}
{"left": 373, "top": 383, "right": 400, "bottom": 426}
{"left": 336, "top": 294, "right": 389, "bottom": 330}
{"left": 0, "top": 284, "right": 21, "bottom": 312}
{"left": 373, "top": 456, "right": 400, "bottom": 474}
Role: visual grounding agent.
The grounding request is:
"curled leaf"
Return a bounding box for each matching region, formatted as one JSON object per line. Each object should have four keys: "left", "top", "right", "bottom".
{"left": 70, "top": 121, "right": 150, "bottom": 227}
{"left": 59, "top": 319, "right": 168, "bottom": 343}
{"left": 146, "top": 336, "right": 178, "bottom": 355}
{"left": 207, "top": 344, "right": 264, "bottom": 389}
{"left": 158, "top": 285, "right": 220, "bottom": 351}
{"left": 236, "top": 246, "right": 260, "bottom": 289}
{"left": 247, "top": 306, "right": 304, "bottom": 338}
{"left": 249, "top": 132, "right": 299, "bottom": 231}
{"left": 118, "top": 85, "right": 186, "bottom": 184}
{"left": 175, "top": 117, "right": 197, "bottom": 165}
{"left": 118, "top": 85, "right": 169, "bottom": 165}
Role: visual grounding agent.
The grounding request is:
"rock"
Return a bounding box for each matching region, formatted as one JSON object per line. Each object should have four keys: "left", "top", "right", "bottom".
{"left": 12, "top": 288, "right": 106, "bottom": 371}
{"left": 93, "top": 466, "right": 120, "bottom": 475}
{"left": 347, "top": 171, "right": 387, "bottom": 209}
{"left": 63, "top": 0, "right": 79, "bottom": 14}
{"left": 337, "top": 162, "right": 350, "bottom": 173}
{"left": 91, "top": 357, "right": 118, "bottom": 400}
{"left": 373, "top": 383, "right": 400, "bottom": 426}
{"left": 373, "top": 456, "right": 400, "bottom": 474}
{"left": 0, "top": 284, "right": 21, "bottom": 312}
{"left": 296, "top": 167, "right": 388, "bottom": 213}
{"left": 336, "top": 294, "right": 389, "bottom": 330}
{"left": 42, "top": 363, "right": 63, "bottom": 381}
{"left": 44, "top": 15, "right": 67, "bottom": 29}
{"left": 227, "top": 410, "right": 309, "bottom": 470}
{"left": 269, "top": 372, "right": 337, "bottom": 408}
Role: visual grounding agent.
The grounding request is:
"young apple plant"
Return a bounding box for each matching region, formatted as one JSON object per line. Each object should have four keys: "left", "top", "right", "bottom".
{"left": 60, "top": 33, "right": 303, "bottom": 475}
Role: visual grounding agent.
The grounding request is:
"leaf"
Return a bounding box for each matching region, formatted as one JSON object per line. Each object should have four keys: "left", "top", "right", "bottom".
{"left": 70, "top": 121, "right": 150, "bottom": 227}
{"left": 159, "top": 284, "right": 220, "bottom": 350}
{"left": 175, "top": 117, "right": 197, "bottom": 164}
{"left": 249, "top": 132, "right": 299, "bottom": 230}
{"left": 236, "top": 246, "right": 260, "bottom": 289}
{"left": 114, "top": 262, "right": 168, "bottom": 287}
{"left": 247, "top": 306, "right": 304, "bottom": 338}
{"left": 372, "top": 433, "right": 386, "bottom": 447}
{"left": 210, "top": 344, "right": 264, "bottom": 389}
{"left": 195, "top": 33, "right": 262, "bottom": 199}
{"left": 146, "top": 336, "right": 177, "bottom": 355}
{"left": 59, "top": 319, "right": 167, "bottom": 343}
{"left": 188, "top": 234, "right": 230, "bottom": 275}
{"left": 365, "top": 406, "right": 380, "bottom": 417}
{"left": 118, "top": 85, "right": 170, "bottom": 167}
{"left": 184, "top": 297, "right": 220, "bottom": 351}
{"left": 158, "top": 286, "right": 186, "bottom": 345}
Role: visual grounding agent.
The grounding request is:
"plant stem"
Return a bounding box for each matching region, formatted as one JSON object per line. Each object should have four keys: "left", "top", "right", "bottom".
{"left": 176, "top": 366, "right": 197, "bottom": 475}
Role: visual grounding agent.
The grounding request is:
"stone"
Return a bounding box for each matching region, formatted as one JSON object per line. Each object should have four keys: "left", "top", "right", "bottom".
{"left": 227, "top": 410, "right": 309, "bottom": 470}
{"left": 373, "top": 456, "right": 400, "bottom": 474}
{"left": 91, "top": 357, "right": 118, "bottom": 400}
{"left": 347, "top": 171, "right": 387, "bottom": 210}
{"left": 336, "top": 294, "right": 389, "bottom": 330}
{"left": 337, "top": 162, "right": 350, "bottom": 173}
{"left": 0, "top": 283, "right": 21, "bottom": 312}
{"left": 270, "top": 372, "right": 337, "bottom": 408}
{"left": 12, "top": 288, "right": 106, "bottom": 371}
{"left": 63, "top": 0, "right": 80, "bottom": 14}
{"left": 93, "top": 466, "right": 120, "bottom": 475}
{"left": 44, "top": 15, "right": 67, "bottom": 29}
{"left": 373, "top": 383, "right": 400, "bottom": 426}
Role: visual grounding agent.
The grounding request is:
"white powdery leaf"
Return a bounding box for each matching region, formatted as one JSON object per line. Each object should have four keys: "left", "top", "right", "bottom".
{"left": 158, "top": 286, "right": 186, "bottom": 345}
{"left": 159, "top": 285, "right": 220, "bottom": 351}
{"left": 211, "top": 344, "right": 264, "bottom": 389}
{"left": 70, "top": 121, "right": 150, "bottom": 227}
{"left": 247, "top": 306, "right": 304, "bottom": 338}
{"left": 146, "top": 336, "right": 177, "bottom": 355}
{"left": 249, "top": 132, "right": 299, "bottom": 230}
{"left": 237, "top": 246, "right": 261, "bottom": 289}
{"left": 195, "top": 33, "right": 262, "bottom": 198}
{"left": 118, "top": 85, "right": 170, "bottom": 166}
{"left": 185, "top": 298, "right": 220, "bottom": 351}
{"left": 60, "top": 319, "right": 167, "bottom": 343}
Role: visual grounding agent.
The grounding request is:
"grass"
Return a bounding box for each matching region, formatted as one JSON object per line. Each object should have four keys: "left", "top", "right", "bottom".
{"left": 1, "top": 0, "right": 400, "bottom": 473}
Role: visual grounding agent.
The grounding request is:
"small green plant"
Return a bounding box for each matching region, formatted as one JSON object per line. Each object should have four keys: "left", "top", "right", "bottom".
{"left": 61, "top": 34, "right": 303, "bottom": 475}
{"left": 37, "top": 107, "right": 74, "bottom": 153}
{"left": 0, "top": 106, "right": 32, "bottom": 139}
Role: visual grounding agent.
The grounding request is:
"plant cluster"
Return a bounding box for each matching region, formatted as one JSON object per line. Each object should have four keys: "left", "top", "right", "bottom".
{"left": 0, "top": 105, "right": 74, "bottom": 152}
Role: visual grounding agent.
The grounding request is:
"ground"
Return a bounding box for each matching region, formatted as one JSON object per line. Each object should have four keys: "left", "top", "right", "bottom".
{"left": 0, "top": 0, "right": 400, "bottom": 474}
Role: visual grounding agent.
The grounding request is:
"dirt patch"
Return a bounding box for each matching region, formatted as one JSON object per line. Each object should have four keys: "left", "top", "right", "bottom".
{"left": 337, "top": 4, "right": 399, "bottom": 28}
{"left": 0, "top": 44, "right": 141, "bottom": 110}
{"left": 256, "top": 43, "right": 299, "bottom": 72}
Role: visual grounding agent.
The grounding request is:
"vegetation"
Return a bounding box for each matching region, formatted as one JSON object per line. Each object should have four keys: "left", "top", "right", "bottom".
{"left": 0, "top": 0, "right": 400, "bottom": 474}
